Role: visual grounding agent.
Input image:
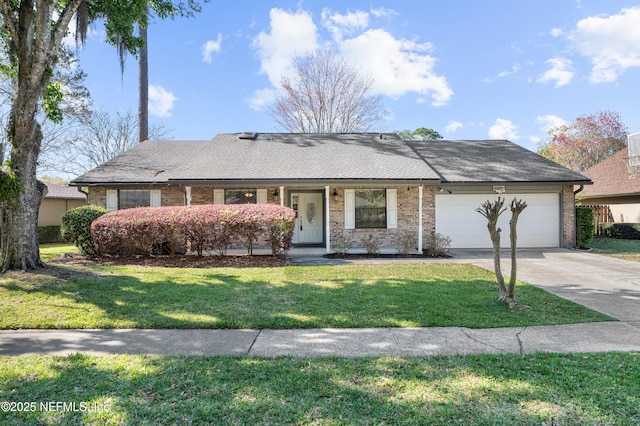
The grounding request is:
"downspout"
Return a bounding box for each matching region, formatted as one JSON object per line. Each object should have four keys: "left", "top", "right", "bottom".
{"left": 573, "top": 185, "right": 584, "bottom": 248}
{"left": 418, "top": 186, "right": 423, "bottom": 253}
{"left": 325, "top": 186, "right": 331, "bottom": 254}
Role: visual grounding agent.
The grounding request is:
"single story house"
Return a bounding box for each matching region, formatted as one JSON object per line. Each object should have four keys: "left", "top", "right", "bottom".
{"left": 38, "top": 183, "right": 87, "bottom": 226}
{"left": 70, "top": 133, "right": 590, "bottom": 251}
{"left": 580, "top": 148, "right": 640, "bottom": 223}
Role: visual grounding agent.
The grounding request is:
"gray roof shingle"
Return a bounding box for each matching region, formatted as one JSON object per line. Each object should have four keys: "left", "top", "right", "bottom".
{"left": 408, "top": 139, "right": 590, "bottom": 184}
{"left": 71, "top": 133, "right": 440, "bottom": 184}
{"left": 70, "top": 134, "right": 590, "bottom": 185}
{"left": 44, "top": 183, "right": 87, "bottom": 200}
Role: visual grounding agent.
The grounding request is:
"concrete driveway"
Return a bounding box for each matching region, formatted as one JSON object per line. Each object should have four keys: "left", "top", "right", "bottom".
{"left": 450, "top": 248, "right": 640, "bottom": 325}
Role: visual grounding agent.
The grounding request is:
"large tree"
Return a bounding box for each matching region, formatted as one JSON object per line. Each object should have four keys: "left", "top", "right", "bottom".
{"left": 0, "top": 0, "right": 202, "bottom": 271}
{"left": 56, "top": 109, "right": 172, "bottom": 176}
{"left": 271, "top": 47, "right": 383, "bottom": 133}
{"left": 538, "top": 110, "right": 628, "bottom": 172}
{"left": 397, "top": 127, "right": 443, "bottom": 141}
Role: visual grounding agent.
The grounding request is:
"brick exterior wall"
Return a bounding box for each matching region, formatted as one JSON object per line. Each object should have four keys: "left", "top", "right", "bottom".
{"left": 562, "top": 184, "right": 577, "bottom": 248}
{"left": 85, "top": 184, "right": 570, "bottom": 250}
{"left": 329, "top": 186, "right": 434, "bottom": 253}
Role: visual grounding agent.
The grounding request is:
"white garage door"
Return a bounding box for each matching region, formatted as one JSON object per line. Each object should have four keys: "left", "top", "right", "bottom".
{"left": 435, "top": 193, "right": 560, "bottom": 248}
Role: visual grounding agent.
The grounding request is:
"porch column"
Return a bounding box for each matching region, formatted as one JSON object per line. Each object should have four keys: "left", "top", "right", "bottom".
{"left": 279, "top": 185, "right": 285, "bottom": 207}
{"left": 325, "top": 186, "right": 331, "bottom": 253}
{"left": 418, "top": 185, "right": 423, "bottom": 253}
{"left": 185, "top": 186, "right": 192, "bottom": 206}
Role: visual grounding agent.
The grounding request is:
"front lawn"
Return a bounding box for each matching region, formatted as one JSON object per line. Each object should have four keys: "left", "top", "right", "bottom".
{"left": 0, "top": 353, "right": 638, "bottom": 425}
{"left": 590, "top": 237, "right": 640, "bottom": 262}
{"left": 0, "top": 255, "right": 611, "bottom": 329}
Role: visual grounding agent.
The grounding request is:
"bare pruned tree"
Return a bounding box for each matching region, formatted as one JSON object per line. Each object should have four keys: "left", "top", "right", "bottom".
{"left": 271, "top": 47, "right": 383, "bottom": 133}
{"left": 54, "top": 109, "right": 172, "bottom": 176}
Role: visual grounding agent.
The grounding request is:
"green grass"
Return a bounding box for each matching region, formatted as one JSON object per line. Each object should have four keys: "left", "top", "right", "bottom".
{"left": 0, "top": 254, "right": 611, "bottom": 329}
{"left": 39, "top": 243, "right": 79, "bottom": 262}
{"left": 0, "top": 353, "right": 638, "bottom": 425}
{"left": 590, "top": 237, "right": 640, "bottom": 262}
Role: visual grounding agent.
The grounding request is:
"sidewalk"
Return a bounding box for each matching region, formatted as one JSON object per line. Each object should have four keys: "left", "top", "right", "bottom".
{"left": 2, "top": 322, "right": 640, "bottom": 357}
{"left": 1, "top": 249, "right": 639, "bottom": 357}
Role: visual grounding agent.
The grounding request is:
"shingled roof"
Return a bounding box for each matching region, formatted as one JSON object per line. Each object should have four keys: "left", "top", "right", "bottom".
{"left": 70, "top": 133, "right": 590, "bottom": 186}
{"left": 582, "top": 148, "right": 640, "bottom": 198}
{"left": 44, "top": 183, "right": 87, "bottom": 200}
{"left": 408, "top": 139, "right": 590, "bottom": 184}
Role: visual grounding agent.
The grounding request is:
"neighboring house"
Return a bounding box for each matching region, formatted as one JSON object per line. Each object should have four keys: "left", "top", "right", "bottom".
{"left": 70, "top": 133, "right": 590, "bottom": 251}
{"left": 581, "top": 148, "right": 640, "bottom": 223}
{"left": 38, "top": 183, "right": 87, "bottom": 226}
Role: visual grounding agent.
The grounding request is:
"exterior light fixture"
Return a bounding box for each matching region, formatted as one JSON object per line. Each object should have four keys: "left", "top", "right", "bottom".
{"left": 273, "top": 189, "right": 279, "bottom": 202}
{"left": 332, "top": 189, "right": 339, "bottom": 202}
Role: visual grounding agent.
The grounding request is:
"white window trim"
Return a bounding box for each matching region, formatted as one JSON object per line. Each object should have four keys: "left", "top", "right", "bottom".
{"left": 344, "top": 188, "right": 397, "bottom": 229}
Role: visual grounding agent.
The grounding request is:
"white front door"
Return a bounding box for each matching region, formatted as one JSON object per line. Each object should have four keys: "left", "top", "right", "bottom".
{"left": 292, "top": 192, "right": 324, "bottom": 244}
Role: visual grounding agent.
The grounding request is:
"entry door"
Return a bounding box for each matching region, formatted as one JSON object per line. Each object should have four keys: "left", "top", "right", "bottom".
{"left": 292, "top": 192, "right": 323, "bottom": 244}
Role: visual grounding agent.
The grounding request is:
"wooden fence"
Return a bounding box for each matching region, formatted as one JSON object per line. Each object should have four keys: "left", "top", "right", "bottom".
{"left": 583, "top": 205, "right": 612, "bottom": 235}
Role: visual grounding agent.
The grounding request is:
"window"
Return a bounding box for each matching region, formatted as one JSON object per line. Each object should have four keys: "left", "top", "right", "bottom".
{"left": 355, "top": 189, "right": 386, "bottom": 228}
{"left": 119, "top": 189, "right": 151, "bottom": 209}
{"left": 225, "top": 189, "right": 257, "bottom": 204}
{"left": 106, "top": 189, "right": 160, "bottom": 210}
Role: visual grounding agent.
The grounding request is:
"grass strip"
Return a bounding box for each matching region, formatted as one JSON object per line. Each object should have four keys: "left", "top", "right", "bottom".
{"left": 1, "top": 260, "right": 611, "bottom": 329}
{"left": 0, "top": 352, "right": 638, "bottom": 425}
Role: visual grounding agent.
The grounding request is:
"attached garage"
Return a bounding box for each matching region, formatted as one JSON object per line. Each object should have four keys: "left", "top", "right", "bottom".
{"left": 435, "top": 190, "right": 562, "bottom": 249}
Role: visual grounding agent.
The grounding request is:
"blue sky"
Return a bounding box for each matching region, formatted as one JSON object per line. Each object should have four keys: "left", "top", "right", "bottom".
{"left": 72, "top": 0, "right": 640, "bottom": 152}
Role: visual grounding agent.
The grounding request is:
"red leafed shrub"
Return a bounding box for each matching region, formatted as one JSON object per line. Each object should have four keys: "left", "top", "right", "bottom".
{"left": 91, "top": 204, "right": 296, "bottom": 256}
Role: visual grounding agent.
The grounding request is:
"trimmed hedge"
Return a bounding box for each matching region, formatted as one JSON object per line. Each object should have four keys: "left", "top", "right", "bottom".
{"left": 576, "top": 206, "right": 594, "bottom": 247}
{"left": 38, "top": 225, "right": 64, "bottom": 244}
{"left": 91, "top": 204, "right": 296, "bottom": 256}
{"left": 61, "top": 205, "right": 109, "bottom": 255}
{"left": 599, "top": 223, "right": 640, "bottom": 240}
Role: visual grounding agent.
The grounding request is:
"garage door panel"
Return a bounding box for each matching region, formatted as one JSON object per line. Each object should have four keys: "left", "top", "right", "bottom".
{"left": 436, "top": 193, "right": 560, "bottom": 248}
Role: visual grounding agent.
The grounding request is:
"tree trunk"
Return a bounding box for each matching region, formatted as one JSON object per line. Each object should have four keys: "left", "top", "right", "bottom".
{"left": 1, "top": 111, "right": 47, "bottom": 271}
{"left": 505, "top": 198, "right": 527, "bottom": 308}
{"left": 138, "top": 21, "right": 148, "bottom": 143}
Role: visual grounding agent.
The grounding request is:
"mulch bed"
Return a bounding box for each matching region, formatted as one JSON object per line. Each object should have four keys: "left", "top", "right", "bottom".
{"left": 52, "top": 253, "right": 289, "bottom": 268}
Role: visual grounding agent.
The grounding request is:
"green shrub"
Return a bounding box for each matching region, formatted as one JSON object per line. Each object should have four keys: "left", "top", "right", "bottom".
{"left": 361, "top": 233, "right": 380, "bottom": 255}
{"left": 576, "top": 206, "right": 594, "bottom": 247}
{"left": 425, "top": 231, "right": 451, "bottom": 256}
{"left": 332, "top": 232, "right": 353, "bottom": 255}
{"left": 397, "top": 230, "right": 417, "bottom": 254}
{"left": 61, "top": 205, "right": 109, "bottom": 255}
{"left": 599, "top": 223, "right": 640, "bottom": 240}
{"left": 38, "top": 225, "right": 64, "bottom": 243}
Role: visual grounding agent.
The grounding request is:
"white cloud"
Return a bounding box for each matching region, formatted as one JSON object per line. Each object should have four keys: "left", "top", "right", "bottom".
{"left": 248, "top": 87, "right": 278, "bottom": 111}
{"left": 202, "top": 33, "right": 223, "bottom": 63}
{"left": 253, "top": 8, "right": 319, "bottom": 86}
{"left": 339, "top": 29, "right": 453, "bottom": 105}
{"left": 568, "top": 7, "right": 640, "bottom": 83}
{"left": 550, "top": 28, "right": 563, "bottom": 37}
{"left": 251, "top": 7, "right": 453, "bottom": 109}
{"left": 321, "top": 8, "right": 369, "bottom": 41}
{"left": 370, "top": 6, "right": 398, "bottom": 19}
{"left": 537, "top": 57, "right": 574, "bottom": 87}
{"left": 488, "top": 119, "right": 519, "bottom": 140}
{"left": 536, "top": 114, "right": 567, "bottom": 132}
{"left": 445, "top": 120, "right": 463, "bottom": 133}
{"left": 149, "top": 84, "right": 177, "bottom": 118}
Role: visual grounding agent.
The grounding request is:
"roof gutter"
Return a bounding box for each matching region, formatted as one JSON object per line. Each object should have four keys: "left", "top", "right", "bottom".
{"left": 574, "top": 184, "right": 585, "bottom": 195}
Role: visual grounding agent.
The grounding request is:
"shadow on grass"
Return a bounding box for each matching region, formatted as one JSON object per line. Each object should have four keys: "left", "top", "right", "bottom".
{"left": 0, "top": 263, "right": 612, "bottom": 330}
{"left": 0, "top": 353, "right": 636, "bottom": 425}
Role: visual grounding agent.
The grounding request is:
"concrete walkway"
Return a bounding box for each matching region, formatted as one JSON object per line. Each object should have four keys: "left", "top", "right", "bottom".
{"left": 1, "top": 249, "right": 639, "bottom": 357}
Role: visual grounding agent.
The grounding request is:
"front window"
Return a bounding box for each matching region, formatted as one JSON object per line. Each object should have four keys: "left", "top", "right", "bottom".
{"left": 119, "top": 189, "right": 150, "bottom": 209}
{"left": 355, "top": 189, "right": 386, "bottom": 228}
{"left": 225, "top": 189, "right": 257, "bottom": 204}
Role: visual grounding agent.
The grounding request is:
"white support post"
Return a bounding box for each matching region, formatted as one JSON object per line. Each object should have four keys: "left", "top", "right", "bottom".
{"left": 325, "top": 186, "right": 331, "bottom": 253}
{"left": 418, "top": 185, "right": 423, "bottom": 253}
{"left": 185, "top": 186, "right": 192, "bottom": 206}
{"left": 279, "top": 185, "right": 285, "bottom": 207}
